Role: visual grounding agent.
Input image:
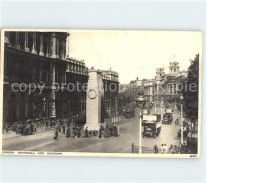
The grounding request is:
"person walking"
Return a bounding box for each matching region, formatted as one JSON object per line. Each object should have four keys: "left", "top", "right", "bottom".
{"left": 54, "top": 128, "right": 59, "bottom": 140}
{"left": 66, "top": 128, "right": 71, "bottom": 138}
{"left": 84, "top": 127, "right": 89, "bottom": 138}
{"left": 153, "top": 145, "right": 159, "bottom": 154}
{"left": 159, "top": 144, "right": 164, "bottom": 154}
{"left": 164, "top": 144, "right": 168, "bottom": 154}
{"left": 62, "top": 125, "right": 66, "bottom": 135}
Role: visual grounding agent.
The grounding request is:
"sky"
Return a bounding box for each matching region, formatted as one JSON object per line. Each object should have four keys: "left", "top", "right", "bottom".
{"left": 68, "top": 30, "right": 202, "bottom": 84}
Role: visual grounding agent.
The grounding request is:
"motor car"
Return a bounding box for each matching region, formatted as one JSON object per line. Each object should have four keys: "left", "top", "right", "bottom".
{"left": 142, "top": 121, "right": 161, "bottom": 138}
{"left": 162, "top": 113, "right": 173, "bottom": 124}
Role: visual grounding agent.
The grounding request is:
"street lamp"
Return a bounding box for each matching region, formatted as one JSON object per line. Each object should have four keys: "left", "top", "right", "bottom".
{"left": 42, "top": 97, "right": 46, "bottom": 118}
{"left": 115, "top": 96, "right": 119, "bottom": 122}
{"left": 155, "top": 80, "right": 160, "bottom": 114}
{"left": 180, "top": 93, "right": 184, "bottom": 144}
{"left": 161, "top": 97, "right": 164, "bottom": 116}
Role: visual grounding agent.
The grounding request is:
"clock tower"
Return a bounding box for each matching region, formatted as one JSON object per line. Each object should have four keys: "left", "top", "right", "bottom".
{"left": 84, "top": 67, "right": 104, "bottom": 131}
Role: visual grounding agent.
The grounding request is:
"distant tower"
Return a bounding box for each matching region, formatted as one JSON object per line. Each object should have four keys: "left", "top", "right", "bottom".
{"left": 169, "top": 61, "right": 180, "bottom": 76}
{"left": 156, "top": 68, "right": 165, "bottom": 81}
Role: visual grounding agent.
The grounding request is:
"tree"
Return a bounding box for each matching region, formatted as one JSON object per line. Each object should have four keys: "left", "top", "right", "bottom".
{"left": 182, "top": 54, "right": 199, "bottom": 123}
{"left": 120, "top": 86, "right": 143, "bottom": 107}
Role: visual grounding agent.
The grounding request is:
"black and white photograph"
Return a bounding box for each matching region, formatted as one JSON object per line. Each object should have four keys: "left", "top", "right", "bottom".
{"left": 0, "top": 29, "right": 202, "bottom": 158}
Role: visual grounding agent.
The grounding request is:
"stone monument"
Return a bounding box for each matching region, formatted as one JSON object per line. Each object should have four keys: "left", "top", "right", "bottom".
{"left": 84, "top": 67, "right": 103, "bottom": 131}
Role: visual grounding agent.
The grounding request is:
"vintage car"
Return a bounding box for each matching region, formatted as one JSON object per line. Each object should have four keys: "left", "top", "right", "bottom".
{"left": 124, "top": 109, "right": 135, "bottom": 119}
{"left": 142, "top": 121, "right": 161, "bottom": 138}
{"left": 162, "top": 113, "right": 173, "bottom": 124}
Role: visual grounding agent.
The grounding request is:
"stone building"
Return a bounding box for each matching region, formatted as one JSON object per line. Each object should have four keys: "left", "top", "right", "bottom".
{"left": 3, "top": 31, "right": 88, "bottom": 128}
{"left": 102, "top": 70, "right": 119, "bottom": 117}
{"left": 139, "top": 60, "right": 188, "bottom": 106}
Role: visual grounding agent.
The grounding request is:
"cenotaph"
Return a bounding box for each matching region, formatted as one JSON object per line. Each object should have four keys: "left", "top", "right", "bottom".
{"left": 84, "top": 67, "right": 103, "bottom": 131}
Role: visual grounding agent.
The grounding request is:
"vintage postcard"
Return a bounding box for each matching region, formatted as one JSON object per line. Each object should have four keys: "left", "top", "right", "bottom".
{"left": 0, "top": 29, "right": 202, "bottom": 158}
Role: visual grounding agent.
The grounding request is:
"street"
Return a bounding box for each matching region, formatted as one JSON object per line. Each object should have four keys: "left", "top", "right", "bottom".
{"left": 141, "top": 106, "right": 181, "bottom": 153}
{"left": 2, "top": 111, "right": 140, "bottom": 153}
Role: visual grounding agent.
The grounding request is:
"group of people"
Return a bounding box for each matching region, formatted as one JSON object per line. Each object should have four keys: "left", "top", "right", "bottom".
{"left": 53, "top": 124, "right": 118, "bottom": 140}
{"left": 5, "top": 120, "right": 37, "bottom": 135}
{"left": 54, "top": 123, "right": 85, "bottom": 140}
{"left": 153, "top": 144, "right": 179, "bottom": 154}
{"left": 153, "top": 140, "right": 197, "bottom": 154}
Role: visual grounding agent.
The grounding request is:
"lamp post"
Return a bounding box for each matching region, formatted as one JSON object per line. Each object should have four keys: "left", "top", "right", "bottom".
{"left": 161, "top": 97, "right": 164, "bottom": 116}
{"left": 180, "top": 93, "right": 184, "bottom": 144}
{"left": 115, "top": 96, "right": 118, "bottom": 122}
{"left": 42, "top": 97, "right": 46, "bottom": 118}
{"left": 155, "top": 80, "right": 160, "bottom": 114}
{"left": 42, "top": 97, "right": 47, "bottom": 129}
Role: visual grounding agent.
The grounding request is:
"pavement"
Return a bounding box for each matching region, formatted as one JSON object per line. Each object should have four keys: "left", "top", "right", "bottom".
{"left": 2, "top": 111, "right": 140, "bottom": 153}
{"left": 2, "top": 106, "right": 196, "bottom": 154}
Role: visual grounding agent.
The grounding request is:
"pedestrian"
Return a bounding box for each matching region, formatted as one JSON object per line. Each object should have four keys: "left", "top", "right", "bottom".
{"left": 84, "top": 127, "right": 89, "bottom": 138}
{"left": 72, "top": 127, "right": 76, "bottom": 137}
{"left": 168, "top": 144, "right": 174, "bottom": 153}
{"left": 159, "top": 144, "right": 164, "bottom": 154}
{"left": 66, "top": 128, "right": 71, "bottom": 138}
{"left": 62, "top": 125, "right": 66, "bottom": 135}
{"left": 54, "top": 128, "right": 59, "bottom": 140}
{"left": 153, "top": 145, "right": 159, "bottom": 154}
{"left": 164, "top": 144, "right": 168, "bottom": 154}
{"left": 76, "top": 126, "right": 81, "bottom": 138}
{"left": 99, "top": 128, "right": 102, "bottom": 139}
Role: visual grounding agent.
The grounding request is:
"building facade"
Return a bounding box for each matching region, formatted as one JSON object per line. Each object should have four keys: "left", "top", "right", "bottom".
{"left": 3, "top": 31, "right": 88, "bottom": 128}
{"left": 102, "top": 70, "right": 119, "bottom": 117}
{"left": 129, "top": 60, "right": 188, "bottom": 106}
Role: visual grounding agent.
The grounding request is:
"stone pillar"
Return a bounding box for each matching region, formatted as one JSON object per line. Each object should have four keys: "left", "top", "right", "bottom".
{"left": 46, "top": 37, "right": 50, "bottom": 57}
{"left": 62, "top": 41, "right": 66, "bottom": 59}
{"left": 84, "top": 68, "right": 104, "bottom": 131}
{"left": 25, "top": 101, "right": 28, "bottom": 118}
{"left": 51, "top": 33, "right": 57, "bottom": 58}
{"left": 16, "top": 102, "right": 20, "bottom": 121}
{"left": 49, "top": 93, "right": 56, "bottom": 117}
{"left": 15, "top": 32, "right": 20, "bottom": 49}
{"left": 24, "top": 32, "right": 29, "bottom": 52}
{"left": 49, "top": 63, "right": 56, "bottom": 117}
{"left": 31, "top": 32, "right": 37, "bottom": 54}
{"left": 39, "top": 34, "right": 44, "bottom": 56}
{"left": 56, "top": 38, "right": 60, "bottom": 58}
{"left": 4, "top": 32, "right": 10, "bottom": 46}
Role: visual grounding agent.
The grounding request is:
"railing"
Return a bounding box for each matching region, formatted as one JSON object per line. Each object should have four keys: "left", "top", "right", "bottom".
{"left": 131, "top": 143, "right": 154, "bottom": 154}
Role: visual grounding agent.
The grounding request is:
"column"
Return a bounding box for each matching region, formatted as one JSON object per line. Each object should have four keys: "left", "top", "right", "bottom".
{"left": 63, "top": 41, "right": 66, "bottom": 59}
{"left": 25, "top": 100, "right": 28, "bottom": 118}
{"left": 51, "top": 33, "right": 57, "bottom": 58}
{"left": 46, "top": 37, "right": 50, "bottom": 57}
{"left": 4, "top": 51, "right": 9, "bottom": 82}
{"left": 49, "top": 93, "right": 56, "bottom": 118}
{"left": 4, "top": 32, "right": 10, "bottom": 46}
{"left": 15, "top": 32, "right": 20, "bottom": 49}
{"left": 56, "top": 38, "right": 60, "bottom": 58}
{"left": 16, "top": 102, "right": 20, "bottom": 121}
{"left": 24, "top": 32, "right": 29, "bottom": 52}
{"left": 49, "top": 63, "right": 56, "bottom": 117}
{"left": 31, "top": 32, "right": 37, "bottom": 54}
{"left": 39, "top": 34, "right": 44, "bottom": 56}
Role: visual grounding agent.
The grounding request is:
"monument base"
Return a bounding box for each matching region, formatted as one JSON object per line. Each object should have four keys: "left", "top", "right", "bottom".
{"left": 84, "top": 123, "right": 101, "bottom": 131}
